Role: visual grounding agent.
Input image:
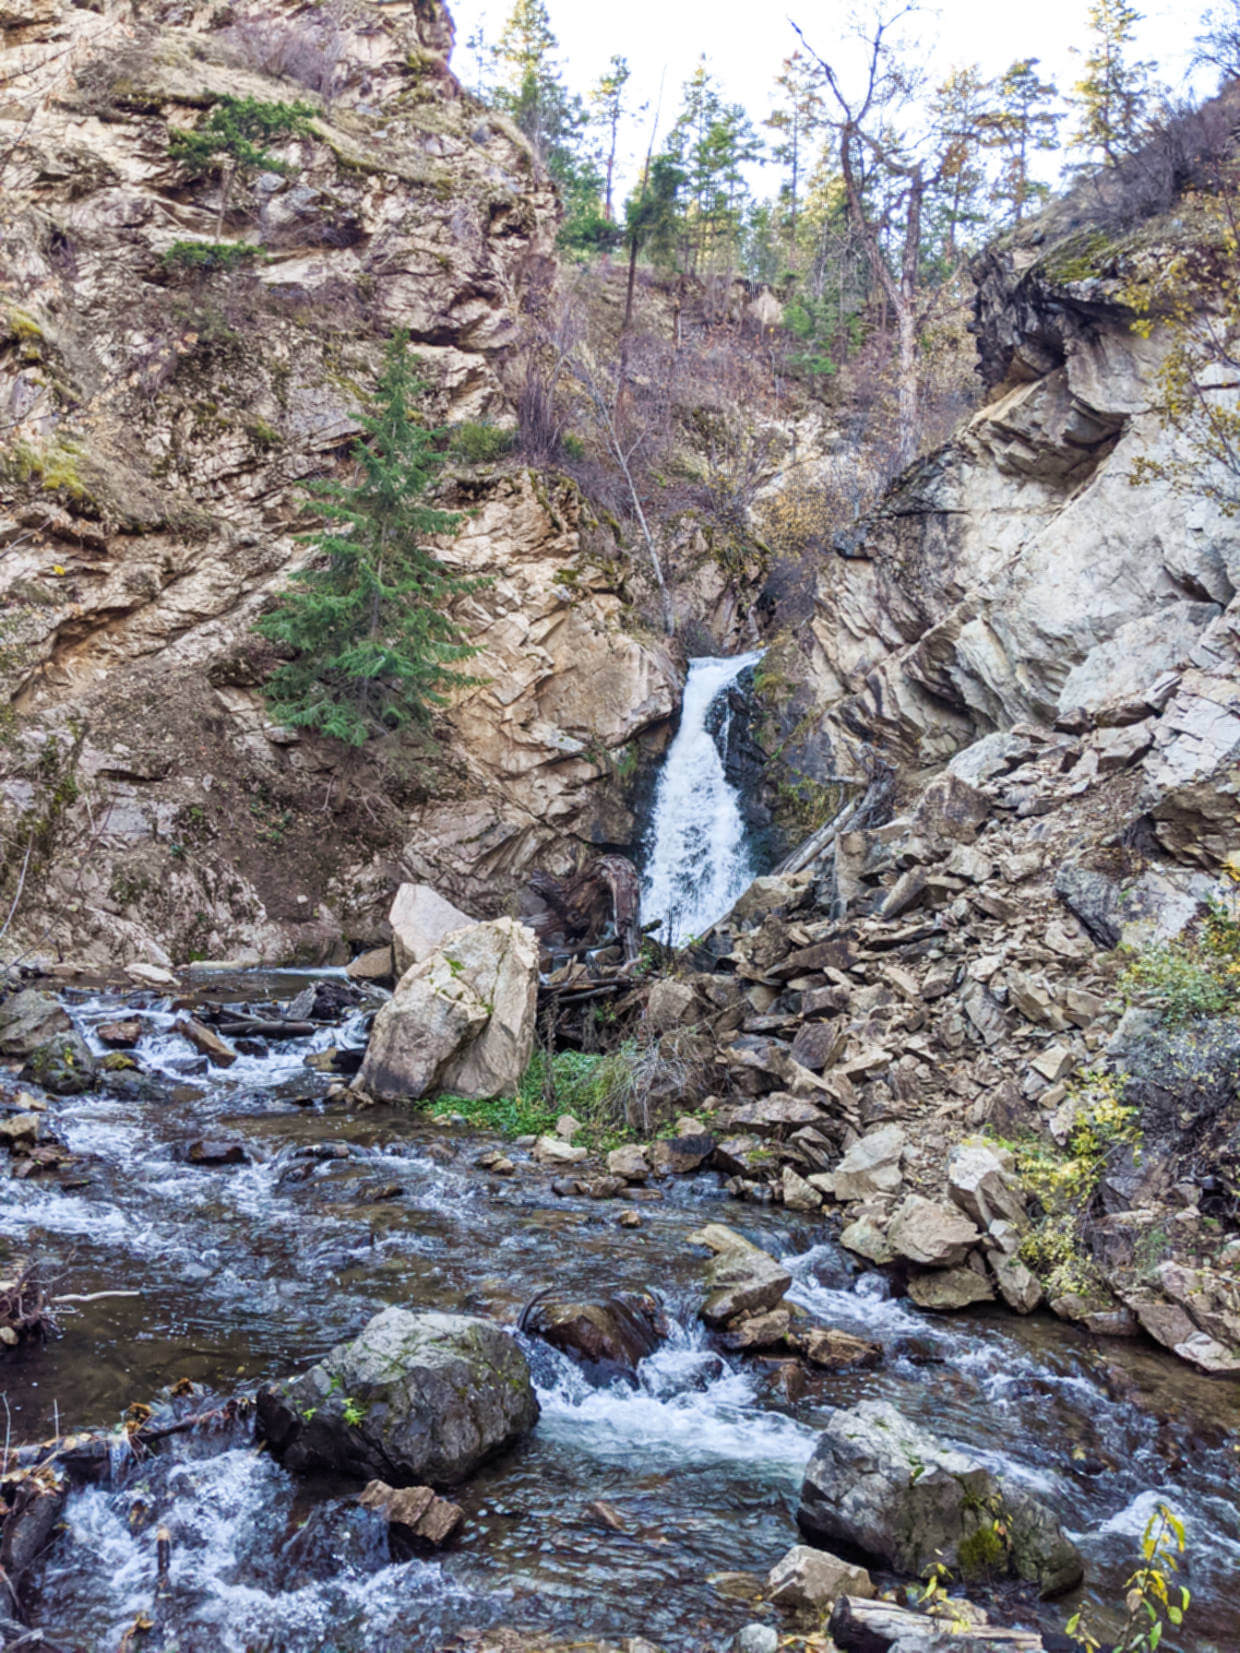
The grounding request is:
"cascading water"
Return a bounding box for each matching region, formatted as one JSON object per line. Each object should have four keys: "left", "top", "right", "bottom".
{"left": 8, "top": 972, "right": 1240, "bottom": 1651}
{"left": 641, "top": 651, "right": 763, "bottom": 946}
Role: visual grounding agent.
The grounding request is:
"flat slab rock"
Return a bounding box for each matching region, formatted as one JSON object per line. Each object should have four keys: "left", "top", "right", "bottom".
{"left": 258, "top": 1307, "right": 539, "bottom": 1486}
{"left": 829, "top": 1594, "right": 1044, "bottom": 1651}
{"left": 358, "top": 1479, "right": 462, "bottom": 1546}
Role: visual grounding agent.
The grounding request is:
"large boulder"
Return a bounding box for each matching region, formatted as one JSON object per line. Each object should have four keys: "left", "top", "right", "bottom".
{"left": 389, "top": 883, "right": 474, "bottom": 978}
{"left": 19, "top": 1027, "right": 97, "bottom": 1095}
{"left": 358, "top": 918, "right": 538, "bottom": 1101}
{"left": 0, "top": 990, "right": 71, "bottom": 1057}
{"left": 887, "top": 1195, "right": 981, "bottom": 1268}
{"left": 257, "top": 1308, "right": 539, "bottom": 1485}
{"left": 798, "top": 1400, "right": 1083, "bottom": 1598}
{"left": 947, "top": 1142, "right": 1027, "bottom": 1229}
{"left": 829, "top": 1124, "right": 906, "bottom": 1201}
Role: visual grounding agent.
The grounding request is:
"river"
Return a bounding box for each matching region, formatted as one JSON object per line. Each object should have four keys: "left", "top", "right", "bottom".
{"left": 3, "top": 972, "right": 1239, "bottom": 1651}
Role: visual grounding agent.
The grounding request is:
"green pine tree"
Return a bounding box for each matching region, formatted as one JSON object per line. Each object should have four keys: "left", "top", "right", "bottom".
{"left": 1069, "top": 0, "right": 1155, "bottom": 165}
{"left": 167, "top": 95, "right": 316, "bottom": 234}
{"left": 256, "top": 334, "right": 483, "bottom": 746}
{"left": 985, "top": 59, "right": 1062, "bottom": 226}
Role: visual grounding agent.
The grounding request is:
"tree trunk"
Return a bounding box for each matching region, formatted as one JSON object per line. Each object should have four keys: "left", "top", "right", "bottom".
{"left": 623, "top": 233, "right": 639, "bottom": 330}
{"left": 896, "top": 302, "right": 918, "bottom": 467}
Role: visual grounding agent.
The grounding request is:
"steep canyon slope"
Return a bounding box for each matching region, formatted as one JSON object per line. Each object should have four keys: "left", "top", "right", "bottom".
{"left": 0, "top": 0, "right": 676, "bottom": 968}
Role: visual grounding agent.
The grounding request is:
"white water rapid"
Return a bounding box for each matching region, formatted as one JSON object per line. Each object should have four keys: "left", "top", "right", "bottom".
{"left": 641, "top": 651, "right": 763, "bottom": 946}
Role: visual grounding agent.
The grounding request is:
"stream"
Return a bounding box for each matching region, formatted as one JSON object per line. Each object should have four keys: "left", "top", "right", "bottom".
{"left": 4, "top": 974, "right": 1240, "bottom": 1652}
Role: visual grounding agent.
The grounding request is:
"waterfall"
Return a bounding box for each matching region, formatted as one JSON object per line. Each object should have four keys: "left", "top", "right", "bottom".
{"left": 640, "top": 652, "right": 763, "bottom": 947}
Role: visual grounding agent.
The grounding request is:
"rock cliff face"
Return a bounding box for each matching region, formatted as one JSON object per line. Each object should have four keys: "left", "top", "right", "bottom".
{"left": 762, "top": 222, "right": 1239, "bottom": 870}
{"left": 0, "top": 0, "right": 675, "bottom": 966}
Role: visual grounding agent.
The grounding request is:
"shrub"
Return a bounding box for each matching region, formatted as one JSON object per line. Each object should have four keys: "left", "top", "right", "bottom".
{"left": 1118, "top": 886, "right": 1240, "bottom": 1023}
{"left": 994, "top": 1070, "right": 1140, "bottom": 1300}
{"left": 161, "top": 240, "right": 260, "bottom": 274}
{"left": 447, "top": 421, "right": 516, "bottom": 465}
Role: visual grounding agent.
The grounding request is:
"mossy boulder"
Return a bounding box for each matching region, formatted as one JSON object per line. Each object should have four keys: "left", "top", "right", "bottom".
{"left": 257, "top": 1308, "right": 539, "bottom": 1486}
{"left": 797, "top": 1399, "right": 1083, "bottom": 1599}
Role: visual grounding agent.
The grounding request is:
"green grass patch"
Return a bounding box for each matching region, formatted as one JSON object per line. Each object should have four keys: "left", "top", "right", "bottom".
{"left": 424, "top": 1047, "right": 638, "bottom": 1146}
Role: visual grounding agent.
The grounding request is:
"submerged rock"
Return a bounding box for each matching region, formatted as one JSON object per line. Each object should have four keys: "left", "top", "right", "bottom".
{"left": 258, "top": 1307, "right": 539, "bottom": 1485}
{"left": 358, "top": 1479, "right": 463, "bottom": 1548}
{"left": 797, "top": 1399, "right": 1083, "bottom": 1598}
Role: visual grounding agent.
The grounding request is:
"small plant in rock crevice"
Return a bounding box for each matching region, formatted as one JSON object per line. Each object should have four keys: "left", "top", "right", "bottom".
{"left": 990, "top": 1070, "right": 1140, "bottom": 1301}
{"left": 1117, "top": 874, "right": 1240, "bottom": 1024}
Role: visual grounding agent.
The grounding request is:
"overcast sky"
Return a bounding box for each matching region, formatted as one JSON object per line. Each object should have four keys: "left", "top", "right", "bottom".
{"left": 446, "top": 0, "right": 1212, "bottom": 195}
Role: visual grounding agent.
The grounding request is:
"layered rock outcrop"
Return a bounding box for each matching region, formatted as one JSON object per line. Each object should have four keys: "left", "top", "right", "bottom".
{"left": 0, "top": 0, "right": 675, "bottom": 968}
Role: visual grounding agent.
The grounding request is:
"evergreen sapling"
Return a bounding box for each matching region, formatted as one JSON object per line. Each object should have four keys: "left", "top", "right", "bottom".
{"left": 257, "top": 334, "right": 484, "bottom": 746}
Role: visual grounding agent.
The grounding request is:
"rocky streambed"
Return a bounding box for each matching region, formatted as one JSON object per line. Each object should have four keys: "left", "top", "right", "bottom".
{"left": 2, "top": 972, "right": 1239, "bottom": 1652}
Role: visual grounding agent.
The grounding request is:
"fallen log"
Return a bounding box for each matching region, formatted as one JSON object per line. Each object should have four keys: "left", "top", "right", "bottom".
{"left": 215, "top": 1019, "right": 317, "bottom": 1039}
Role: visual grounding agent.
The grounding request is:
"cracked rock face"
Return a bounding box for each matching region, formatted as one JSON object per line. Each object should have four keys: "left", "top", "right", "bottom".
{"left": 0, "top": 0, "right": 676, "bottom": 966}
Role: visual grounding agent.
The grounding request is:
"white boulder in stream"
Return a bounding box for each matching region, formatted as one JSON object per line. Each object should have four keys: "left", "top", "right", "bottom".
{"left": 358, "top": 917, "right": 538, "bottom": 1101}
{"left": 258, "top": 1308, "right": 539, "bottom": 1484}
{"left": 797, "top": 1400, "right": 1084, "bottom": 1598}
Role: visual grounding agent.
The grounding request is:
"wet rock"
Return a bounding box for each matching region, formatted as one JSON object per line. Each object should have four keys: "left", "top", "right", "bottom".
{"left": 606, "top": 1144, "right": 650, "bottom": 1181}
{"left": 0, "top": 1112, "right": 42, "bottom": 1154}
{"left": 720, "top": 1306, "right": 792, "bottom": 1350}
{"left": 126, "top": 963, "right": 177, "bottom": 988}
{"left": 347, "top": 946, "right": 395, "bottom": 984}
{"left": 887, "top": 1195, "right": 981, "bottom": 1268}
{"left": 522, "top": 1290, "right": 668, "bottom": 1374}
{"left": 829, "top": 1595, "right": 1044, "bottom": 1650}
{"left": 798, "top": 1399, "right": 1083, "bottom": 1598}
{"left": 0, "top": 1471, "right": 67, "bottom": 1597}
{"left": 533, "top": 1135, "right": 588, "bottom": 1165}
{"left": 358, "top": 1479, "right": 463, "bottom": 1547}
{"left": 19, "top": 1027, "right": 97, "bottom": 1095}
{"left": 359, "top": 918, "right": 538, "bottom": 1102}
{"left": 647, "top": 1133, "right": 714, "bottom": 1175}
{"left": 701, "top": 1245, "right": 792, "bottom": 1328}
{"left": 258, "top": 1307, "right": 539, "bottom": 1484}
{"left": 174, "top": 1016, "right": 237, "bottom": 1069}
{"left": 766, "top": 1543, "right": 873, "bottom": 1611}
{"left": 907, "top": 1267, "right": 996, "bottom": 1310}
{"left": 96, "top": 1017, "right": 142, "bottom": 1048}
{"left": 794, "top": 1326, "right": 881, "bottom": 1370}
{"left": 187, "top": 1138, "right": 249, "bottom": 1166}
{"left": 389, "top": 882, "right": 474, "bottom": 978}
{"left": 829, "top": 1124, "right": 906, "bottom": 1201}
{"left": 732, "top": 1626, "right": 778, "bottom": 1653}
{"left": 0, "top": 990, "right": 71, "bottom": 1056}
